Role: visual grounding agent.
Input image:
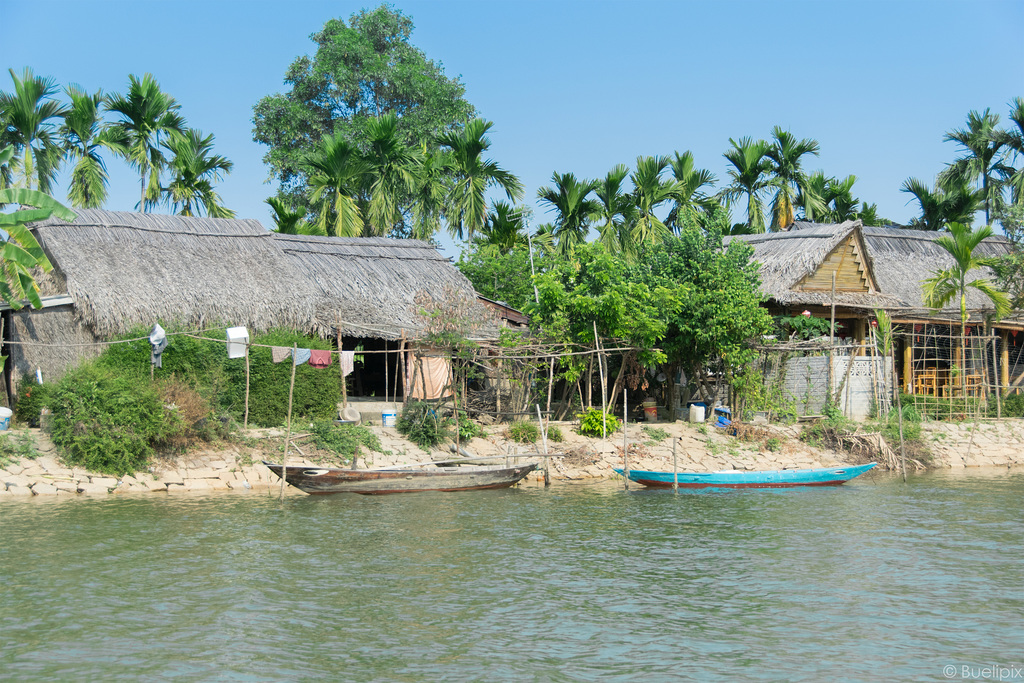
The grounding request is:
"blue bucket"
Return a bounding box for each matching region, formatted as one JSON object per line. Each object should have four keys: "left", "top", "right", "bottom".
{"left": 0, "top": 407, "right": 11, "bottom": 431}
{"left": 382, "top": 411, "right": 397, "bottom": 427}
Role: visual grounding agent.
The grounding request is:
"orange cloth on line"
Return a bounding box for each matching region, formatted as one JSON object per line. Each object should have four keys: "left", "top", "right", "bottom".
{"left": 309, "top": 349, "right": 332, "bottom": 368}
{"left": 406, "top": 352, "right": 452, "bottom": 400}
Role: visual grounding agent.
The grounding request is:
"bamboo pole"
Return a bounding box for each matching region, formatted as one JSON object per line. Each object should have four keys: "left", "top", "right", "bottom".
{"left": 672, "top": 438, "right": 678, "bottom": 493}
{"left": 537, "top": 404, "right": 549, "bottom": 487}
{"left": 336, "top": 320, "right": 348, "bottom": 410}
{"left": 546, "top": 357, "right": 555, "bottom": 417}
{"left": 399, "top": 331, "right": 407, "bottom": 406}
{"left": 622, "top": 391, "right": 629, "bottom": 491}
{"left": 829, "top": 271, "right": 836, "bottom": 402}
{"left": 281, "top": 343, "right": 298, "bottom": 501}
{"left": 384, "top": 339, "right": 389, "bottom": 404}
{"left": 991, "top": 333, "right": 1001, "bottom": 418}
{"left": 243, "top": 343, "right": 250, "bottom": 429}
{"left": 594, "top": 321, "right": 607, "bottom": 439}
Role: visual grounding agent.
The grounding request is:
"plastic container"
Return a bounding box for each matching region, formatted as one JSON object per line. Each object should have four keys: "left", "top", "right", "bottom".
{"left": 382, "top": 411, "right": 397, "bottom": 427}
{"left": 688, "top": 403, "right": 706, "bottom": 423}
{"left": 0, "top": 406, "right": 12, "bottom": 431}
{"left": 643, "top": 400, "right": 658, "bottom": 422}
{"left": 226, "top": 327, "right": 249, "bottom": 359}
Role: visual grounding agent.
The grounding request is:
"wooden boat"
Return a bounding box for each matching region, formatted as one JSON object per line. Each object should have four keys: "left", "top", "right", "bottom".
{"left": 613, "top": 462, "right": 877, "bottom": 489}
{"left": 263, "top": 460, "right": 538, "bottom": 495}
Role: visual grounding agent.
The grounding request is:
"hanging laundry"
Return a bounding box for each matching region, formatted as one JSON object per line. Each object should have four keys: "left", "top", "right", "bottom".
{"left": 149, "top": 324, "right": 168, "bottom": 369}
{"left": 339, "top": 350, "right": 355, "bottom": 377}
{"left": 309, "top": 349, "right": 332, "bottom": 368}
{"left": 271, "top": 346, "right": 291, "bottom": 363}
{"left": 294, "top": 348, "right": 312, "bottom": 366}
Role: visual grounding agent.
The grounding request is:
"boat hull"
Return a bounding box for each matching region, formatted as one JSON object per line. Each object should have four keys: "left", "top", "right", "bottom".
{"left": 614, "top": 463, "right": 876, "bottom": 489}
{"left": 264, "top": 461, "right": 538, "bottom": 495}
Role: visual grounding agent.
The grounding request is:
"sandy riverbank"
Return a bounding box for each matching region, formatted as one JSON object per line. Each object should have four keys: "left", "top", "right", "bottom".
{"left": 2, "top": 418, "right": 1022, "bottom": 497}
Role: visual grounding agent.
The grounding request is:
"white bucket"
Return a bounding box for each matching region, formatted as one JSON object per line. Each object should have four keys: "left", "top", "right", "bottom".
{"left": 0, "top": 406, "right": 12, "bottom": 431}
{"left": 688, "top": 404, "right": 705, "bottom": 423}
{"left": 382, "top": 411, "right": 397, "bottom": 427}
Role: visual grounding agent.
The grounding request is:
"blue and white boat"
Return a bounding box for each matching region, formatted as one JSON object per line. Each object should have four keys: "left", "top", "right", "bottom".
{"left": 614, "top": 463, "right": 877, "bottom": 489}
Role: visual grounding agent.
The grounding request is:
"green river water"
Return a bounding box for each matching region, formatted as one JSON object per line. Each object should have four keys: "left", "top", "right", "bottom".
{"left": 1, "top": 469, "right": 1021, "bottom": 682}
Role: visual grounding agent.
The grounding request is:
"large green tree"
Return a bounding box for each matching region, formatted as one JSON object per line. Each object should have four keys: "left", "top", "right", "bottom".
{"left": 765, "top": 127, "right": 820, "bottom": 231}
{"left": 105, "top": 73, "right": 186, "bottom": 211}
{"left": 537, "top": 171, "right": 599, "bottom": 255}
{"left": 252, "top": 6, "right": 475, "bottom": 217}
{"left": 0, "top": 68, "right": 67, "bottom": 192}
{"left": 902, "top": 177, "right": 981, "bottom": 230}
{"left": 591, "top": 164, "right": 637, "bottom": 257}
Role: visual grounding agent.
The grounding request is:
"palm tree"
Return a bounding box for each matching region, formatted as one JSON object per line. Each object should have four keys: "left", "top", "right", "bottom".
{"left": 939, "top": 108, "right": 1012, "bottom": 225}
{"left": 722, "top": 137, "right": 772, "bottom": 233}
{"left": 438, "top": 119, "right": 522, "bottom": 240}
{"left": 0, "top": 68, "right": 68, "bottom": 192}
{"left": 1000, "top": 97, "right": 1024, "bottom": 206}
{"left": 162, "top": 129, "right": 234, "bottom": 218}
{"left": 923, "top": 222, "right": 1011, "bottom": 387}
{"left": 265, "top": 196, "right": 311, "bottom": 234}
{"left": 628, "top": 155, "right": 675, "bottom": 252}
{"left": 796, "top": 170, "right": 831, "bottom": 222}
{"left": 473, "top": 201, "right": 528, "bottom": 255}
{"left": 59, "top": 86, "right": 128, "bottom": 208}
{"left": 902, "top": 177, "right": 981, "bottom": 230}
{"left": 105, "top": 73, "right": 186, "bottom": 212}
{"left": 537, "top": 171, "right": 599, "bottom": 255}
{"left": 825, "top": 175, "right": 860, "bottom": 222}
{"left": 765, "top": 127, "right": 820, "bottom": 231}
{"left": 304, "top": 130, "right": 368, "bottom": 237}
{"left": 666, "top": 150, "right": 716, "bottom": 232}
{"left": 409, "top": 142, "right": 450, "bottom": 241}
{"left": 363, "top": 112, "right": 417, "bottom": 236}
{"left": 591, "top": 164, "right": 637, "bottom": 257}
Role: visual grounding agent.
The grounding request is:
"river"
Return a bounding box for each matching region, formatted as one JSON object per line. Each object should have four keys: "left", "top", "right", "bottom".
{"left": 1, "top": 469, "right": 1021, "bottom": 682}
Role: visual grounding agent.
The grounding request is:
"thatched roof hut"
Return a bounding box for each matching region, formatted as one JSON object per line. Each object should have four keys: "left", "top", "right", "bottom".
{"left": 728, "top": 220, "right": 1017, "bottom": 323}
{"left": 7, "top": 209, "right": 484, "bottom": 384}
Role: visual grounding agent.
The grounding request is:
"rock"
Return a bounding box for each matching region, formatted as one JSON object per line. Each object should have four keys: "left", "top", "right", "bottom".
{"left": 54, "top": 481, "right": 79, "bottom": 493}
{"left": 6, "top": 485, "right": 33, "bottom": 496}
{"left": 187, "top": 467, "right": 219, "bottom": 479}
{"left": 78, "top": 482, "right": 111, "bottom": 495}
{"left": 32, "top": 483, "right": 59, "bottom": 495}
{"left": 165, "top": 483, "right": 186, "bottom": 493}
{"left": 2, "top": 473, "right": 32, "bottom": 489}
{"left": 157, "top": 470, "right": 184, "bottom": 485}
{"left": 182, "top": 479, "right": 211, "bottom": 491}
{"left": 89, "top": 477, "right": 117, "bottom": 489}
{"left": 146, "top": 480, "right": 168, "bottom": 493}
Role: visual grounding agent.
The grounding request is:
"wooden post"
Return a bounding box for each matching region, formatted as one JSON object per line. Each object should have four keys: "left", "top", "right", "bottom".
{"left": 1001, "top": 330, "right": 1010, "bottom": 397}
{"left": 622, "top": 390, "right": 629, "bottom": 491}
{"left": 384, "top": 339, "right": 389, "bottom": 405}
{"left": 243, "top": 343, "right": 250, "bottom": 429}
{"left": 672, "top": 438, "right": 678, "bottom": 493}
{"left": 594, "top": 321, "right": 607, "bottom": 439}
{"left": 829, "top": 271, "right": 836, "bottom": 400}
{"left": 399, "top": 330, "right": 407, "bottom": 406}
{"left": 281, "top": 343, "right": 298, "bottom": 500}
{"left": 537, "top": 404, "right": 549, "bottom": 487}
{"left": 990, "top": 333, "right": 1001, "bottom": 418}
{"left": 336, "top": 321, "right": 348, "bottom": 410}
{"left": 903, "top": 335, "right": 914, "bottom": 394}
{"left": 546, "top": 356, "right": 555, "bottom": 417}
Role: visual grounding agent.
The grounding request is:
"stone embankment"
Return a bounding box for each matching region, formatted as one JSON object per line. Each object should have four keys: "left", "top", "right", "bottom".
{"left": 1, "top": 418, "right": 1022, "bottom": 497}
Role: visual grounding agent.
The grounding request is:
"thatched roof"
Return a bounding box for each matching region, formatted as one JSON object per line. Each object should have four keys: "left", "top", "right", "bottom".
{"left": 28, "top": 209, "right": 482, "bottom": 340}
{"left": 728, "top": 221, "right": 1015, "bottom": 321}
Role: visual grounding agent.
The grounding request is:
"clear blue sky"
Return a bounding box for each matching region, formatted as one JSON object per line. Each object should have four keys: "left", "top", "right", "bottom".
{"left": 2, "top": 0, "right": 1022, "bottom": 257}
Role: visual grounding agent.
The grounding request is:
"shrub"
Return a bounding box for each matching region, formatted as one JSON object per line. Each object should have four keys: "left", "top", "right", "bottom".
{"left": 546, "top": 424, "right": 564, "bottom": 443}
{"left": 507, "top": 420, "right": 539, "bottom": 443}
{"left": 0, "top": 431, "right": 39, "bottom": 469}
{"left": 15, "top": 377, "right": 53, "bottom": 427}
{"left": 49, "top": 363, "right": 186, "bottom": 475}
{"left": 643, "top": 426, "right": 670, "bottom": 442}
{"left": 308, "top": 419, "right": 382, "bottom": 460}
{"left": 992, "top": 393, "right": 1024, "bottom": 418}
{"left": 577, "top": 408, "right": 620, "bottom": 437}
{"left": 456, "top": 414, "right": 485, "bottom": 440}
{"left": 397, "top": 401, "right": 449, "bottom": 450}
{"left": 764, "top": 436, "right": 782, "bottom": 452}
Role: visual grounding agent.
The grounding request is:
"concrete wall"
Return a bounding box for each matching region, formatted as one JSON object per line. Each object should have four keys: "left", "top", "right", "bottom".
{"left": 781, "top": 354, "right": 893, "bottom": 421}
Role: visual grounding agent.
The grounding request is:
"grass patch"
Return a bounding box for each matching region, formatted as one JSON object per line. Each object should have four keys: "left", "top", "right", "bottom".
{"left": 0, "top": 431, "right": 39, "bottom": 469}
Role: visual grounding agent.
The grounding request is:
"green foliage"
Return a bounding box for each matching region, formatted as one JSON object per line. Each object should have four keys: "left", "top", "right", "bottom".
{"left": 546, "top": 424, "right": 564, "bottom": 443}
{"left": 800, "top": 409, "right": 856, "bottom": 448}
{"left": 397, "top": 400, "right": 449, "bottom": 450}
{"left": 764, "top": 437, "right": 782, "bottom": 452}
{"left": 48, "top": 363, "right": 185, "bottom": 475}
{"left": 308, "top": 419, "right": 382, "bottom": 459}
{"left": 0, "top": 431, "right": 39, "bottom": 469}
{"left": 507, "top": 420, "right": 539, "bottom": 443}
{"left": 776, "top": 314, "right": 831, "bottom": 341}
{"left": 456, "top": 415, "right": 485, "bottom": 440}
{"left": 577, "top": 407, "right": 620, "bottom": 437}
{"left": 995, "top": 393, "right": 1024, "bottom": 418}
{"left": 457, "top": 242, "right": 540, "bottom": 311}
{"left": 14, "top": 376, "right": 53, "bottom": 426}
{"left": 877, "top": 404, "right": 922, "bottom": 444}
